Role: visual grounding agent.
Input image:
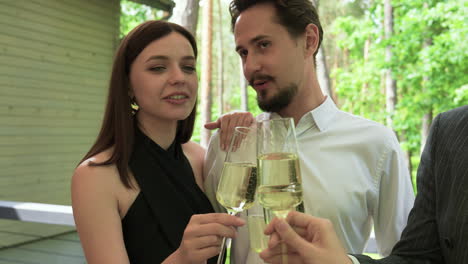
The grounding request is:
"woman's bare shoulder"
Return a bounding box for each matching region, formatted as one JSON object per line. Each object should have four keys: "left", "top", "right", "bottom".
{"left": 72, "top": 149, "right": 120, "bottom": 193}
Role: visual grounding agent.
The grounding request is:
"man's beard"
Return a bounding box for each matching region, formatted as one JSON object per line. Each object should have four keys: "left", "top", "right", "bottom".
{"left": 257, "top": 83, "right": 298, "bottom": 113}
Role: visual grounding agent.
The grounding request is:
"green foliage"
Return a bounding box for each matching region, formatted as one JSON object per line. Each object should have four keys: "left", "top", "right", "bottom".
{"left": 331, "top": 0, "right": 467, "bottom": 183}
{"left": 120, "top": 0, "right": 166, "bottom": 37}
{"left": 119, "top": 0, "right": 468, "bottom": 176}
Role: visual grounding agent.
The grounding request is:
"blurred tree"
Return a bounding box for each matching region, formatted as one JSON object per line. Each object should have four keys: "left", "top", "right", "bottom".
{"left": 384, "top": 0, "right": 397, "bottom": 129}
{"left": 216, "top": 0, "right": 225, "bottom": 114}
{"left": 120, "top": 0, "right": 166, "bottom": 37}
{"left": 332, "top": 0, "right": 467, "bottom": 187}
{"left": 314, "top": 0, "right": 334, "bottom": 101}
{"left": 119, "top": 0, "right": 467, "bottom": 181}
{"left": 200, "top": 0, "right": 214, "bottom": 147}
{"left": 170, "top": 0, "right": 200, "bottom": 35}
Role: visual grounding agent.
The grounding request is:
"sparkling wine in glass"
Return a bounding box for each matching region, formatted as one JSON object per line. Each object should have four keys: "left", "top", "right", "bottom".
{"left": 247, "top": 205, "right": 269, "bottom": 253}
{"left": 216, "top": 126, "right": 257, "bottom": 264}
{"left": 257, "top": 117, "right": 303, "bottom": 263}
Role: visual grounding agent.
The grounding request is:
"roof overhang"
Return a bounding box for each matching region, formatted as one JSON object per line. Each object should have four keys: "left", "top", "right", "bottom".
{"left": 129, "top": 0, "right": 175, "bottom": 12}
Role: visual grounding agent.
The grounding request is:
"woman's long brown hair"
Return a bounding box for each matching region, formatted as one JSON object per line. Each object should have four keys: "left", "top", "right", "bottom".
{"left": 79, "top": 21, "right": 198, "bottom": 189}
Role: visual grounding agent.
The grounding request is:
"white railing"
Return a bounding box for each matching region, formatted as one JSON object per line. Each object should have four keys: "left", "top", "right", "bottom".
{"left": 0, "top": 200, "right": 75, "bottom": 226}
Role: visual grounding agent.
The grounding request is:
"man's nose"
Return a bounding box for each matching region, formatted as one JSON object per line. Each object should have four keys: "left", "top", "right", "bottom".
{"left": 244, "top": 55, "right": 262, "bottom": 79}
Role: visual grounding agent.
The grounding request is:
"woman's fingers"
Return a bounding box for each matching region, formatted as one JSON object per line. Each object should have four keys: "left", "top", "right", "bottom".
{"left": 190, "top": 223, "right": 237, "bottom": 239}
{"left": 177, "top": 213, "right": 245, "bottom": 263}
{"left": 185, "top": 213, "right": 245, "bottom": 239}
{"left": 179, "top": 242, "right": 222, "bottom": 263}
{"left": 183, "top": 235, "right": 222, "bottom": 249}
{"left": 191, "top": 213, "right": 245, "bottom": 226}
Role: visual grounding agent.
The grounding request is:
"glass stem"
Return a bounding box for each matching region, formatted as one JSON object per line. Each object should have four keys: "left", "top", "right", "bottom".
{"left": 216, "top": 211, "right": 236, "bottom": 264}
{"left": 273, "top": 210, "right": 289, "bottom": 264}
{"left": 281, "top": 243, "right": 288, "bottom": 264}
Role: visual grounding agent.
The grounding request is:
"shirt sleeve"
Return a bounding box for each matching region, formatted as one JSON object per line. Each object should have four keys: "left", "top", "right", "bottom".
{"left": 203, "top": 131, "right": 227, "bottom": 213}
{"left": 373, "top": 131, "right": 415, "bottom": 256}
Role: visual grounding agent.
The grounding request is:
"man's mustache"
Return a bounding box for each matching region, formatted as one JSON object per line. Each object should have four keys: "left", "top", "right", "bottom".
{"left": 249, "top": 74, "right": 274, "bottom": 86}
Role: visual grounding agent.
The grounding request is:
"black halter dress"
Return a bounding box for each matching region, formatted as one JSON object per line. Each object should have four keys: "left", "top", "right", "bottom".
{"left": 122, "top": 127, "right": 216, "bottom": 263}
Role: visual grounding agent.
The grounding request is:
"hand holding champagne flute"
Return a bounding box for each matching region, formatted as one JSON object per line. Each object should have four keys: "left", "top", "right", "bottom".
{"left": 216, "top": 126, "right": 257, "bottom": 264}
{"left": 257, "top": 118, "right": 303, "bottom": 264}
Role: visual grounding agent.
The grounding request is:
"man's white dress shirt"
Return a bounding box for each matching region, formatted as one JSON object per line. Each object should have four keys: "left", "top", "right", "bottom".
{"left": 204, "top": 97, "right": 415, "bottom": 263}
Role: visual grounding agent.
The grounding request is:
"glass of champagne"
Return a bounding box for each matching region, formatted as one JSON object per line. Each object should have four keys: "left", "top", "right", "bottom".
{"left": 247, "top": 204, "right": 269, "bottom": 253}
{"left": 216, "top": 126, "right": 257, "bottom": 264}
{"left": 256, "top": 117, "right": 303, "bottom": 263}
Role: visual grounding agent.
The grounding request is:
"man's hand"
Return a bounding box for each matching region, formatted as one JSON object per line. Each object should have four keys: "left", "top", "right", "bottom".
{"left": 259, "top": 211, "right": 353, "bottom": 264}
{"left": 204, "top": 111, "right": 254, "bottom": 151}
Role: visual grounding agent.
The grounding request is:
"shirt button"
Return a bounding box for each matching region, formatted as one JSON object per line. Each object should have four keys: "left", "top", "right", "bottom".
{"left": 444, "top": 237, "right": 454, "bottom": 249}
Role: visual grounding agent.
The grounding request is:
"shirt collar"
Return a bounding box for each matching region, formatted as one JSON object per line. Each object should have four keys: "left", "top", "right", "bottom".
{"left": 308, "top": 96, "right": 339, "bottom": 132}
{"left": 261, "top": 96, "right": 338, "bottom": 134}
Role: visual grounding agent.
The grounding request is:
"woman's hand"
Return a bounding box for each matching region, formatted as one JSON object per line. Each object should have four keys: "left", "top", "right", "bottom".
{"left": 165, "top": 213, "right": 245, "bottom": 264}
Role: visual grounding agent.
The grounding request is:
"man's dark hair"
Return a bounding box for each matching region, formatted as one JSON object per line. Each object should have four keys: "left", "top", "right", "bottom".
{"left": 229, "top": 0, "right": 323, "bottom": 58}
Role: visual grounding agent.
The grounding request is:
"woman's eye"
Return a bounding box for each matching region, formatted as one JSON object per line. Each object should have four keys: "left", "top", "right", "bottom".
{"left": 149, "top": 66, "right": 166, "bottom": 72}
{"left": 182, "top": 66, "right": 196, "bottom": 73}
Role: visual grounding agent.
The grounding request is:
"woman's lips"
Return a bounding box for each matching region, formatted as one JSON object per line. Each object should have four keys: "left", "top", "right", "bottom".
{"left": 163, "top": 93, "right": 189, "bottom": 104}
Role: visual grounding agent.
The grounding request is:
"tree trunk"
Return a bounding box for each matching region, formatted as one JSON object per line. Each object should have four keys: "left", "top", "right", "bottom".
{"left": 384, "top": 0, "right": 397, "bottom": 129}
{"left": 216, "top": 0, "right": 224, "bottom": 114}
{"left": 317, "top": 47, "right": 334, "bottom": 100}
{"left": 240, "top": 59, "right": 249, "bottom": 111}
{"left": 343, "top": 48, "right": 349, "bottom": 68}
{"left": 200, "top": 0, "right": 213, "bottom": 147}
{"left": 398, "top": 130, "right": 413, "bottom": 186}
{"left": 333, "top": 45, "right": 340, "bottom": 102}
{"left": 312, "top": 0, "right": 333, "bottom": 101}
{"left": 169, "top": 0, "right": 200, "bottom": 35}
{"left": 362, "top": 38, "right": 371, "bottom": 95}
{"left": 420, "top": 3, "right": 433, "bottom": 154}
{"left": 405, "top": 147, "right": 413, "bottom": 188}
{"left": 421, "top": 110, "right": 432, "bottom": 152}
{"left": 421, "top": 43, "right": 433, "bottom": 153}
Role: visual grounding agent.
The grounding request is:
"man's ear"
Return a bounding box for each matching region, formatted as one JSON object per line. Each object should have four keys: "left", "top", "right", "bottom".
{"left": 304, "top": 23, "right": 319, "bottom": 58}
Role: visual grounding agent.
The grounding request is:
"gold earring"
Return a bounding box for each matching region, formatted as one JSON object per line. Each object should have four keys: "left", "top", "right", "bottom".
{"left": 130, "top": 97, "right": 139, "bottom": 115}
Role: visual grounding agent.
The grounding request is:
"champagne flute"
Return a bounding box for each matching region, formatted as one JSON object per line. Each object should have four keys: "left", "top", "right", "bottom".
{"left": 216, "top": 126, "right": 257, "bottom": 264}
{"left": 256, "top": 118, "right": 303, "bottom": 264}
{"left": 247, "top": 204, "right": 269, "bottom": 253}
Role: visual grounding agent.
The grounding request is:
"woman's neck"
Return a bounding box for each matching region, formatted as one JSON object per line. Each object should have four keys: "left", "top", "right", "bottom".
{"left": 136, "top": 114, "right": 178, "bottom": 150}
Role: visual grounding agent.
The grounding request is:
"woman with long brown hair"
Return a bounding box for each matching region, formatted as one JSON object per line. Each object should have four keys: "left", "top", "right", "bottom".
{"left": 71, "top": 20, "right": 245, "bottom": 264}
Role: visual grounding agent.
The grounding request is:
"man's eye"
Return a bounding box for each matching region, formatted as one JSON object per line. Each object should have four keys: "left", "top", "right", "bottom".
{"left": 259, "top": 41, "right": 270, "bottom": 49}
{"left": 238, "top": 49, "right": 248, "bottom": 58}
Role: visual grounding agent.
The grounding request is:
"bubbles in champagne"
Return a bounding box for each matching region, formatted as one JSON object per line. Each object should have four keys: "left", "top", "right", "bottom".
{"left": 248, "top": 215, "right": 268, "bottom": 253}
{"left": 257, "top": 153, "right": 303, "bottom": 212}
{"left": 216, "top": 162, "right": 257, "bottom": 213}
{"left": 257, "top": 184, "right": 303, "bottom": 211}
